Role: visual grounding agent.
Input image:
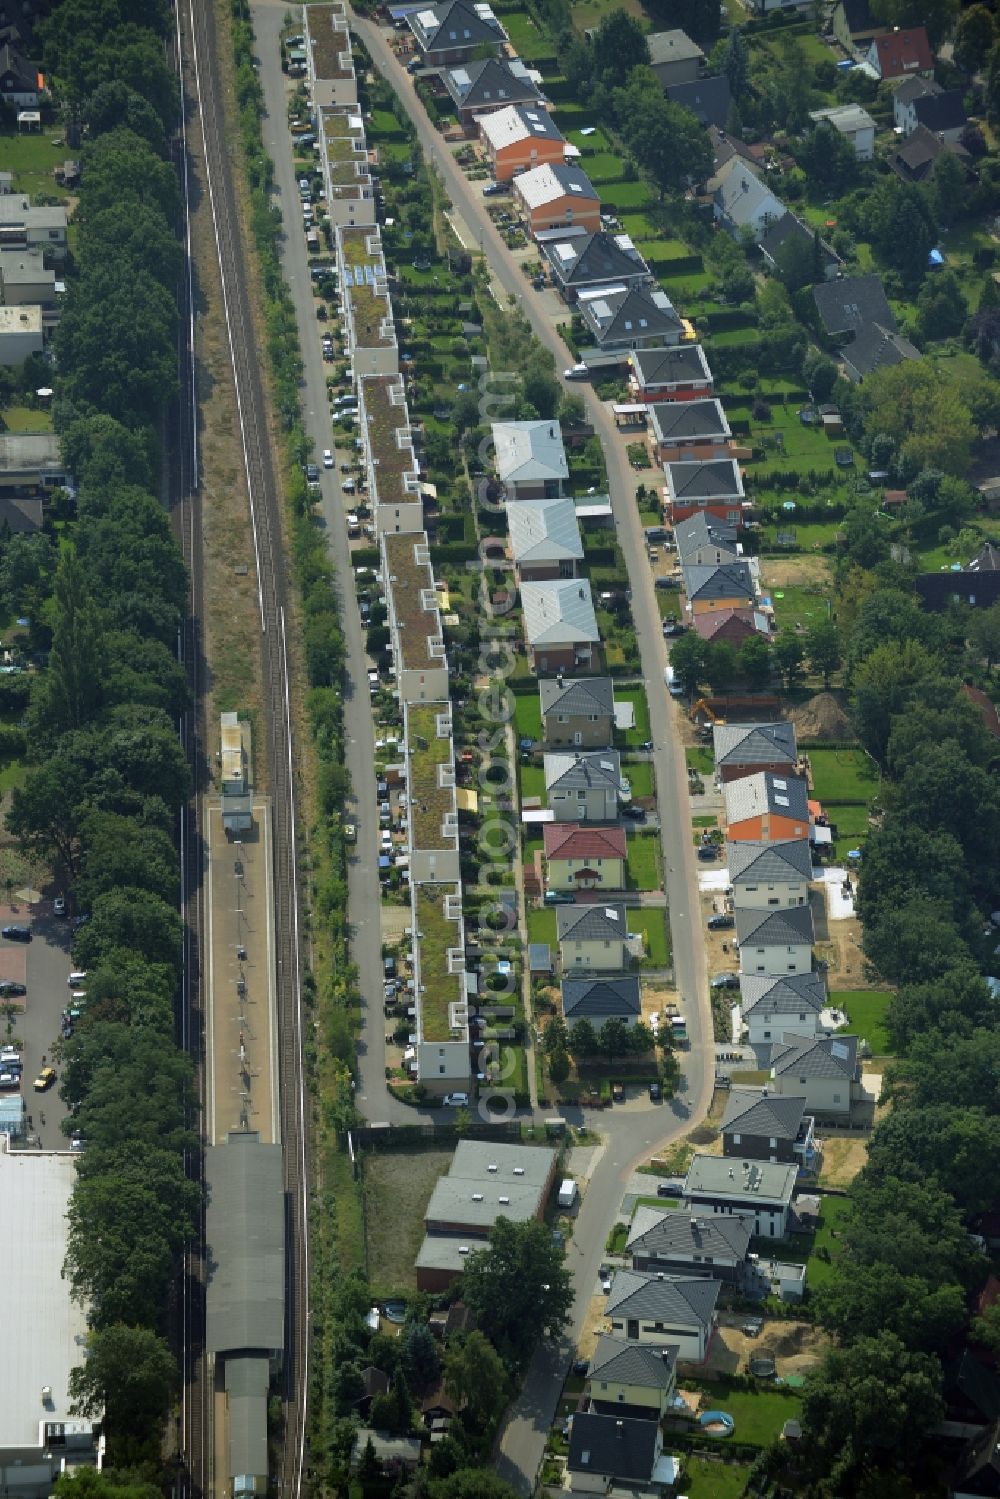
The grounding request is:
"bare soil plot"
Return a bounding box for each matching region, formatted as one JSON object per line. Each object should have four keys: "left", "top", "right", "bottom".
{"left": 702, "top": 1316, "right": 832, "bottom": 1378}
{"left": 362, "top": 1146, "right": 455, "bottom": 1294}
{"left": 817, "top": 1136, "right": 868, "bottom": 1189}
{"left": 786, "top": 691, "right": 854, "bottom": 743}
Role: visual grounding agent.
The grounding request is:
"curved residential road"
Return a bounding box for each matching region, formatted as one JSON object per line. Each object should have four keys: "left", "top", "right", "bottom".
{"left": 254, "top": 0, "right": 429, "bottom": 1124}
{"left": 353, "top": 16, "right": 716, "bottom": 1491}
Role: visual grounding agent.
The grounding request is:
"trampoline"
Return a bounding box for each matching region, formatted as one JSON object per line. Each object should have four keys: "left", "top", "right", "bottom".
{"left": 699, "top": 1411, "right": 735, "bottom": 1436}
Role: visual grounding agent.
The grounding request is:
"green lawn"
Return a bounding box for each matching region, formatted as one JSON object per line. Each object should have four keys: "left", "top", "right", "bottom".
{"left": 685, "top": 747, "right": 714, "bottom": 775}
{"left": 628, "top": 907, "right": 670, "bottom": 966}
{"left": 688, "top": 1385, "right": 803, "bottom": 1447}
{"left": 579, "top": 152, "right": 626, "bottom": 184}
{"left": 806, "top": 1193, "right": 852, "bottom": 1288}
{"left": 767, "top": 583, "right": 834, "bottom": 633}
{"left": 623, "top": 760, "right": 654, "bottom": 798}
{"left": 527, "top": 907, "right": 557, "bottom": 945}
{"left": 807, "top": 747, "right": 876, "bottom": 802}
{"left": 760, "top": 519, "right": 842, "bottom": 553}
{"left": 600, "top": 180, "right": 655, "bottom": 210}
{"left": 501, "top": 9, "right": 556, "bottom": 58}
{"left": 680, "top": 1458, "right": 752, "bottom": 1499}
{"left": 514, "top": 693, "right": 543, "bottom": 742}
{"left": 614, "top": 686, "right": 651, "bottom": 746}
{"left": 746, "top": 409, "right": 861, "bottom": 478}
{"left": 566, "top": 126, "right": 612, "bottom": 153}
{"left": 626, "top": 832, "right": 662, "bottom": 891}
{"left": 519, "top": 763, "right": 546, "bottom": 802}
{"left": 1, "top": 405, "right": 53, "bottom": 432}
{"left": 834, "top": 989, "right": 892, "bottom": 1054}
{"left": 0, "top": 130, "right": 70, "bottom": 199}
{"left": 827, "top": 802, "right": 870, "bottom": 839}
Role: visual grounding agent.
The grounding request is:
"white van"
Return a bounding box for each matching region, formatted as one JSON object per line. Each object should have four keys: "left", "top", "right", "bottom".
{"left": 664, "top": 665, "right": 684, "bottom": 698}
{"left": 68, "top": 971, "right": 87, "bottom": 987}
{"left": 557, "top": 1178, "right": 578, "bottom": 1209}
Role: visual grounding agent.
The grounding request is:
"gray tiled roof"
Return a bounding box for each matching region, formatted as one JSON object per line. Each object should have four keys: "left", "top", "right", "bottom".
{"left": 739, "top": 971, "right": 827, "bottom": 1021}
{"left": 683, "top": 561, "right": 754, "bottom": 605}
{"left": 626, "top": 1205, "right": 754, "bottom": 1261}
{"left": 666, "top": 75, "right": 731, "bottom": 129}
{"left": 557, "top": 902, "right": 627, "bottom": 942}
{"left": 651, "top": 397, "right": 729, "bottom": 442}
{"left": 577, "top": 281, "right": 679, "bottom": 344}
{"left": 724, "top": 771, "right": 809, "bottom": 827}
{"left": 443, "top": 55, "right": 541, "bottom": 109}
{"left": 727, "top": 839, "right": 813, "bottom": 885}
{"left": 769, "top": 1033, "right": 857, "bottom": 1079}
{"left": 544, "top": 748, "right": 621, "bottom": 793}
{"left": 674, "top": 511, "right": 738, "bottom": 562}
{"left": 735, "top": 904, "right": 814, "bottom": 947}
{"left": 544, "top": 231, "right": 649, "bottom": 290}
{"left": 648, "top": 27, "right": 703, "bottom": 64}
{"left": 631, "top": 344, "right": 711, "bottom": 389}
{"left": 588, "top": 1335, "right": 677, "bottom": 1390}
{"left": 507, "top": 495, "right": 583, "bottom": 565}
{"left": 540, "top": 675, "right": 615, "bottom": 721}
{"left": 721, "top": 1087, "right": 809, "bottom": 1142}
{"left": 813, "top": 273, "right": 895, "bottom": 338}
{"left": 713, "top": 722, "right": 797, "bottom": 768}
{"left": 562, "top": 974, "right": 641, "bottom": 1021}
{"left": 411, "top": 0, "right": 506, "bottom": 52}
{"left": 568, "top": 1412, "right": 659, "bottom": 1482}
{"left": 665, "top": 457, "right": 744, "bottom": 501}
{"left": 606, "top": 1269, "right": 720, "bottom": 1329}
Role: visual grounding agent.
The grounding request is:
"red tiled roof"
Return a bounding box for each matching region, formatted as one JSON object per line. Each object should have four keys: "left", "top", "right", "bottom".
{"left": 691, "top": 607, "right": 768, "bottom": 643}
{"left": 871, "top": 26, "right": 932, "bottom": 77}
{"left": 543, "top": 823, "right": 627, "bottom": 860}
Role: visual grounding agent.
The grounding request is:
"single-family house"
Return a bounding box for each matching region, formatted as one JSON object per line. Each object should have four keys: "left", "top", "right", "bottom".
{"left": 406, "top": 0, "right": 506, "bottom": 65}
{"left": 841, "top": 321, "right": 921, "bottom": 382}
{"left": 691, "top": 608, "right": 772, "bottom": 646}
{"left": 0, "top": 247, "right": 54, "bottom": 306}
{"left": 757, "top": 212, "right": 840, "bottom": 280}
{"left": 0, "top": 201, "right": 68, "bottom": 261}
{"left": 682, "top": 560, "right": 755, "bottom": 616}
{"left": 0, "top": 302, "right": 41, "bottom": 364}
{"left": 561, "top": 972, "right": 640, "bottom": 1025}
{"left": 0, "top": 44, "right": 39, "bottom": 107}
{"left": 544, "top": 749, "right": 622, "bottom": 823}
{"left": 865, "top": 26, "right": 933, "bottom": 80}
{"left": 664, "top": 457, "right": 746, "bottom": 528}
{"left": 557, "top": 901, "right": 629, "bottom": 971}
{"left": 812, "top": 272, "right": 920, "bottom": 382}
{"left": 521, "top": 578, "right": 600, "bottom": 675}
{"left": 722, "top": 1087, "right": 815, "bottom": 1165}
{"left": 646, "top": 29, "right": 704, "bottom": 88}
{"left": 763, "top": 1033, "right": 861, "bottom": 1117}
{"left": 647, "top": 397, "right": 731, "bottom": 464}
{"left": 354, "top": 1365, "right": 390, "bottom": 1418}
{"left": 893, "top": 77, "right": 966, "bottom": 141}
{"left": 761, "top": 1037, "right": 863, "bottom": 1121}
{"left": 832, "top": 0, "right": 890, "bottom": 51}
{"left": 627, "top": 1205, "right": 755, "bottom": 1288}
{"left": 543, "top": 232, "right": 652, "bottom": 304}
{"left": 507, "top": 494, "right": 583, "bottom": 581}
{"left": 628, "top": 344, "right": 713, "bottom": 405}
{"left": 545, "top": 823, "right": 627, "bottom": 890}
{"left": 735, "top": 904, "right": 815, "bottom": 977}
{"left": 674, "top": 512, "right": 739, "bottom": 566}
{"left": 727, "top": 839, "right": 812, "bottom": 909}
{"left": 665, "top": 75, "right": 731, "bottom": 129}
{"left": 890, "top": 123, "right": 971, "bottom": 185}
{"left": 712, "top": 156, "right": 784, "bottom": 238}
{"left": 576, "top": 282, "right": 684, "bottom": 360}
{"left": 605, "top": 1269, "right": 720, "bottom": 1362}
{"left": 585, "top": 1336, "right": 677, "bottom": 1418}
{"left": 513, "top": 162, "right": 601, "bottom": 237}
{"left": 917, "top": 540, "right": 1000, "bottom": 611}
{"left": 725, "top": 771, "right": 810, "bottom": 843}
{"left": 477, "top": 103, "right": 564, "bottom": 180}
{"left": 739, "top": 971, "right": 827, "bottom": 1046}
{"left": 567, "top": 1411, "right": 664, "bottom": 1490}
{"left": 443, "top": 56, "right": 543, "bottom": 130}
{"left": 0, "top": 431, "right": 69, "bottom": 504}
{"left": 714, "top": 722, "right": 797, "bottom": 783}
{"left": 809, "top": 104, "right": 876, "bottom": 160}
{"left": 539, "top": 675, "right": 615, "bottom": 748}
{"left": 492, "top": 418, "right": 568, "bottom": 499}
{"left": 683, "top": 1153, "right": 797, "bottom": 1238}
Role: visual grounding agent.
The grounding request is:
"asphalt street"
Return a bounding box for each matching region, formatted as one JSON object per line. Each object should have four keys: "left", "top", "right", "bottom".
{"left": 351, "top": 19, "right": 716, "bottom": 1489}
{"left": 1, "top": 907, "right": 74, "bottom": 1148}
{"left": 254, "top": 0, "right": 420, "bottom": 1123}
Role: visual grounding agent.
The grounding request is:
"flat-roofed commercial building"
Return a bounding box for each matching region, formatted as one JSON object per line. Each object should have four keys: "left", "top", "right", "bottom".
{"left": 0, "top": 1141, "right": 104, "bottom": 1494}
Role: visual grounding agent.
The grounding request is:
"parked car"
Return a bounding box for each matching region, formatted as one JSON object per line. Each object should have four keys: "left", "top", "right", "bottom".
{"left": 543, "top": 889, "right": 576, "bottom": 905}
{"left": 53, "top": 895, "right": 67, "bottom": 917}
{"left": 621, "top": 804, "right": 646, "bottom": 821}
{"left": 563, "top": 363, "right": 588, "bottom": 380}
{"left": 711, "top": 973, "right": 740, "bottom": 990}
{"left": 611, "top": 1080, "right": 624, "bottom": 1102}
{"left": 743, "top": 1317, "right": 764, "bottom": 1338}
{"left": 697, "top": 845, "right": 718, "bottom": 862}
{"left": 304, "top": 463, "right": 319, "bottom": 483}
{"left": 648, "top": 1080, "right": 661, "bottom": 1102}
{"left": 33, "top": 1065, "right": 56, "bottom": 1092}
{"left": 482, "top": 181, "right": 504, "bottom": 197}
{"left": 323, "top": 448, "right": 334, "bottom": 468}
{"left": 442, "top": 1092, "right": 469, "bottom": 1108}
{"left": 0, "top": 981, "right": 26, "bottom": 998}
{"left": 707, "top": 913, "right": 734, "bottom": 930}
{"left": 1, "top": 925, "right": 30, "bottom": 942}
{"left": 657, "top": 1181, "right": 683, "bottom": 1197}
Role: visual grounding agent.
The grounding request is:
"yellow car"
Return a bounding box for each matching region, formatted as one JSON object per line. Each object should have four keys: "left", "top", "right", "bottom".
{"left": 33, "top": 1065, "right": 56, "bottom": 1092}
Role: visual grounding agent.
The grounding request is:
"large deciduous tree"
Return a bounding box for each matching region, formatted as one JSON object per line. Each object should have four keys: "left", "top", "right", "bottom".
{"left": 461, "top": 1218, "right": 573, "bottom": 1367}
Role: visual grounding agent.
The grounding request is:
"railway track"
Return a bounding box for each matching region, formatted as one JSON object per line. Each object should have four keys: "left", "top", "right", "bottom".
{"left": 176, "top": 1, "right": 311, "bottom": 1493}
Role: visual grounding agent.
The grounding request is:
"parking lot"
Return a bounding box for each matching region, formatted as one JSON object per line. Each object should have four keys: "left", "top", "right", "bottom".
{"left": 0, "top": 903, "right": 75, "bottom": 1149}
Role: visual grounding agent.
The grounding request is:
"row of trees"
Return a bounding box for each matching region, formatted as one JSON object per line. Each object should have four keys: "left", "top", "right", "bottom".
{"left": 5, "top": 0, "right": 193, "bottom": 1467}
{"left": 786, "top": 522, "right": 1000, "bottom": 1491}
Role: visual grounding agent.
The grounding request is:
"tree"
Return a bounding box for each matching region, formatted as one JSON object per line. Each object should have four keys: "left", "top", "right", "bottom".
{"left": 861, "top": 361, "right": 976, "bottom": 478}
{"left": 893, "top": 192, "right": 933, "bottom": 291}
{"left": 738, "top": 634, "right": 772, "bottom": 690}
{"left": 614, "top": 72, "right": 711, "bottom": 197}
{"left": 74, "top": 809, "right": 179, "bottom": 910}
{"left": 705, "top": 640, "right": 737, "bottom": 691}
{"left": 591, "top": 10, "right": 649, "bottom": 91}
{"left": 721, "top": 27, "right": 749, "bottom": 98}
{"left": 953, "top": 3, "right": 997, "bottom": 71}
{"left": 669, "top": 632, "right": 707, "bottom": 695}
{"left": 773, "top": 632, "right": 805, "bottom": 689}
{"left": 568, "top": 1018, "right": 598, "bottom": 1058}
{"left": 917, "top": 268, "right": 966, "bottom": 340}
{"left": 428, "top": 1470, "right": 522, "bottom": 1499}
{"left": 522, "top": 364, "right": 559, "bottom": 420}
{"left": 34, "top": 547, "right": 106, "bottom": 738}
{"left": 598, "top": 1016, "right": 629, "bottom": 1061}
{"left": 798, "top": 1334, "right": 943, "bottom": 1491}
{"left": 460, "top": 1218, "right": 573, "bottom": 1367}
{"left": 797, "top": 121, "right": 858, "bottom": 194}
{"left": 805, "top": 617, "right": 842, "bottom": 687}
{"left": 54, "top": 1472, "right": 162, "bottom": 1499}
{"left": 72, "top": 887, "right": 185, "bottom": 980}
{"left": 443, "top": 1331, "right": 509, "bottom": 1432}
{"left": 68, "top": 1324, "right": 177, "bottom": 1439}
{"left": 541, "top": 1016, "right": 568, "bottom": 1054}
{"left": 84, "top": 79, "right": 166, "bottom": 151}
{"left": 629, "top": 1020, "right": 656, "bottom": 1054}
{"left": 401, "top": 1322, "right": 441, "bottom": 1395}
{"left": 802, "top": 347, "right": 838, "bottom": 403}
{"left": 970, "top": 601, "right": 1000, "bottom": 671}
{"left": 548, "top": 1046, "right": 570, "bottom": 1084}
